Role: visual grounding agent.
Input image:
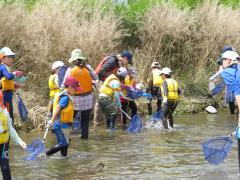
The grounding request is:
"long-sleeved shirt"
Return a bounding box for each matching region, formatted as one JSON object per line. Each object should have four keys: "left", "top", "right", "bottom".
{"left": 0, "top": 64, "right": 14, "bottom": 80}
{"left": 1, "top": 108, "right": 22, "bottom": 145}
{"left": 109, "top": 79, "right": 121, "bottom": 107}
{"left": 221, "top": 63, "right": 240, "bottom": 96}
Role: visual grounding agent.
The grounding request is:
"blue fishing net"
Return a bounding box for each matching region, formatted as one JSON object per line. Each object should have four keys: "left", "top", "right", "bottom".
{"left": 149, "top": 111, "right": 163, "bottom": 122}
{"left": 17, "top": 94, "right": 28, "bottom": 121}
{"left": 128, "top": 114, "right": 143, "bottom": 133}
{"left": 25, "top": 139, "right": 46, "bottom": 161}
{"left": 202, "top": 136, "right": 233, "bottom": 165}
{"left": 125, "top": 87, "right": 152, "bottom": 99}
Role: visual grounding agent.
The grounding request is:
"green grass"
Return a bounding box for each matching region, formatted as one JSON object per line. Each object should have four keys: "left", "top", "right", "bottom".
{"left": 219, "top": 0, "right": 240, "bottom": 7}
{"left": 3, "top": 0, "right": 240, "bottom": 10}
{"left": 172, "top": 0, "right": 204, "bottom": 9}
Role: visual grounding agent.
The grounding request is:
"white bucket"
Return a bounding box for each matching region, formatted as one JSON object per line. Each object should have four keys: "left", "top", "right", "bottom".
{"left": 205, "top": 105, "right": 217, "bottom": 114}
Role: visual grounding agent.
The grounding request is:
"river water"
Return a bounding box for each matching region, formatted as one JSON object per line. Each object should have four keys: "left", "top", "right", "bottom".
{"left": 9, "top": 111, "right": 240, "bottom": 179}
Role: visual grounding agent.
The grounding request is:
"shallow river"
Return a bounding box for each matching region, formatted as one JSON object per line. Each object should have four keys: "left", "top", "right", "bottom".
{"left": 9, "top": 111, "right": 240, "bottom": 179}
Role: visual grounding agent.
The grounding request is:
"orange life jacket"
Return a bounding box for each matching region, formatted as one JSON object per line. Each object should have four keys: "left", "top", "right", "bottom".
{"left": 70, "top": 66, "right": 92, "bottom": 94}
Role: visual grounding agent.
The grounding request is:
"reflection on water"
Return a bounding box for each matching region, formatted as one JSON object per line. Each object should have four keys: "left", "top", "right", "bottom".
{"left": 9, "top": 111, "right": 240, "bottom": 179}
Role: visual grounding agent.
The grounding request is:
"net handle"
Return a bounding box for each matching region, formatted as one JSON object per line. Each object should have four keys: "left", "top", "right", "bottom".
{"left": 228, "top": 131, "right": 236, "bottom": 137}
{"left": 120, "top": 108, "right": 131, "bottom": 120}
{"left": 43, "top": 126, "right": 49, "bottom": 142}
{"left": 209, "top": 69, "right": 223, "bottom": 81}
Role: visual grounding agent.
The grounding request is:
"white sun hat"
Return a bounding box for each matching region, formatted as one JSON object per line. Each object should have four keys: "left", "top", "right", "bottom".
{"left": 1, "top": 47, "right": 16, "bottom": 56}
{"left": 161, "top": 67, "right": 172, "bottom": 75}
{"left": 52, "top": 61, "right": 64, "bottom": 70}
{"left": 221, "top": 51, "right": 239, "bottom": 61}
{"left": 117, "top": 67, "right": 128, "bottom": 77}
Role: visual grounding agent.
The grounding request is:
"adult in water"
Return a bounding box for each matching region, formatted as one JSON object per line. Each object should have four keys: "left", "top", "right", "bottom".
{"left": 216, "top": 51, "right": 240, "bottom": 121}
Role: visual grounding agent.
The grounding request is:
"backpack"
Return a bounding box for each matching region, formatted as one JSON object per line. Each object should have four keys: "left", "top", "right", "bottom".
{"left": 57, "top": 65, "right": 69, "bottom": 87}
{"left": 95, "top": 56, "right": 110, "bottom": 75}
{"left": 95, "top": 56, "right": 119, "bottom": 81}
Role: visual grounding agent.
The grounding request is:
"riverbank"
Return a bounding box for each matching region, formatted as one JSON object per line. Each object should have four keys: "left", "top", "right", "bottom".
{"left": 13, "top": 92, "right": 224, "bottom": 132}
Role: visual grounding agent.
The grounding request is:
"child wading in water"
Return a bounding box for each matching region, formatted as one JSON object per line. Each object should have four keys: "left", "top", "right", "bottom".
{"left": 47, "top": 61, "right": 64, "bottom": 118}
{"left": 0, "top": 90, "right": 26, "bottom": 180}
{"left": 46, "top": 77, "right": 82, "bottom": 157}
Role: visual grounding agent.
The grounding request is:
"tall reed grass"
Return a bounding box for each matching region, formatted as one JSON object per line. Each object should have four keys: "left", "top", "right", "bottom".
{"left": 0, "top": 0, "right": 240, "bottom": 123}
{"left": 0, "top": 0, "right": 126, "bottom": 99}
{"left": 136, "top": 1, "right": 240, "bottom": 95}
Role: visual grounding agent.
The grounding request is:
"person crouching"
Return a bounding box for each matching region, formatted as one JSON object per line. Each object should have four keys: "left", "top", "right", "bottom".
{"left": 46, "top": 77, "right": 82, "bottom": 156}
{"left": 99, "top": 67, "right": 128, "bottom": 132}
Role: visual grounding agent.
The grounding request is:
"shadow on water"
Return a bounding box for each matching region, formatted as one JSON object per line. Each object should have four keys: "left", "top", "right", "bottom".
{"left": 9, "top": 110, "right": 240, "bottom": 179}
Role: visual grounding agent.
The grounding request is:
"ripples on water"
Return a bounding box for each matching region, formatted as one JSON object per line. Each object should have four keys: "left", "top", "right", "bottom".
{"left": 9, "top": 111, "right": 240, "bottom": 179}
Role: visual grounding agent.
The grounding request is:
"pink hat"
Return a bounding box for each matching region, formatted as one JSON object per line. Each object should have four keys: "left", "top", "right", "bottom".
{"left": 64, "top": 77, "right": 83, "bottom": 91}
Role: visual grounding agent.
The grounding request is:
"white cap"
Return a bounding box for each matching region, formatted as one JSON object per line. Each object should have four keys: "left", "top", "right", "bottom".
{"left": 129, "top": 67, "right": 137, "bottom": 76}
{"left": 151, "top": 62, "right": 160, "bottom": 68}
{"left": 1, "top": 47, "right": 16, "bottom": 57}
{"left": 117, "top": 67, "right": 128, "bottom": 77}
{"left": 52, "top": 61, "right": 64, "bottom": 70}
{"left": 161, "top": 67, "right": 172, "bottom": 75}
{"left": 221, "top": 51, "right": 239, "bottom": 61}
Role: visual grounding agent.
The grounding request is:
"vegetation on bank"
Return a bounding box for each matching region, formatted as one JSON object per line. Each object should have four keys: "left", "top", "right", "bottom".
{"left": 0, "top": 0, "right": 240, "bottom": 128}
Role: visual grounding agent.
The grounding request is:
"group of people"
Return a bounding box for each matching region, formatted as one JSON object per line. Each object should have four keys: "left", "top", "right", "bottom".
{"left": 47, "top": 48, "right": 182, "bottom": 157}
{"left": 0, "top": 46, "right": 181, "bottom": 179}
{"left": 146, "top": 62, "right": 181, "bottom": 128}
{"left": 1, "top": 44, "right": 240, "bottom": 179}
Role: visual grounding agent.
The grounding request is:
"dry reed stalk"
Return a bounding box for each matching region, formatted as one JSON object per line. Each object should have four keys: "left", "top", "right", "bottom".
{"left": 136, "top": 1, "right": 240, "bottom": 91}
